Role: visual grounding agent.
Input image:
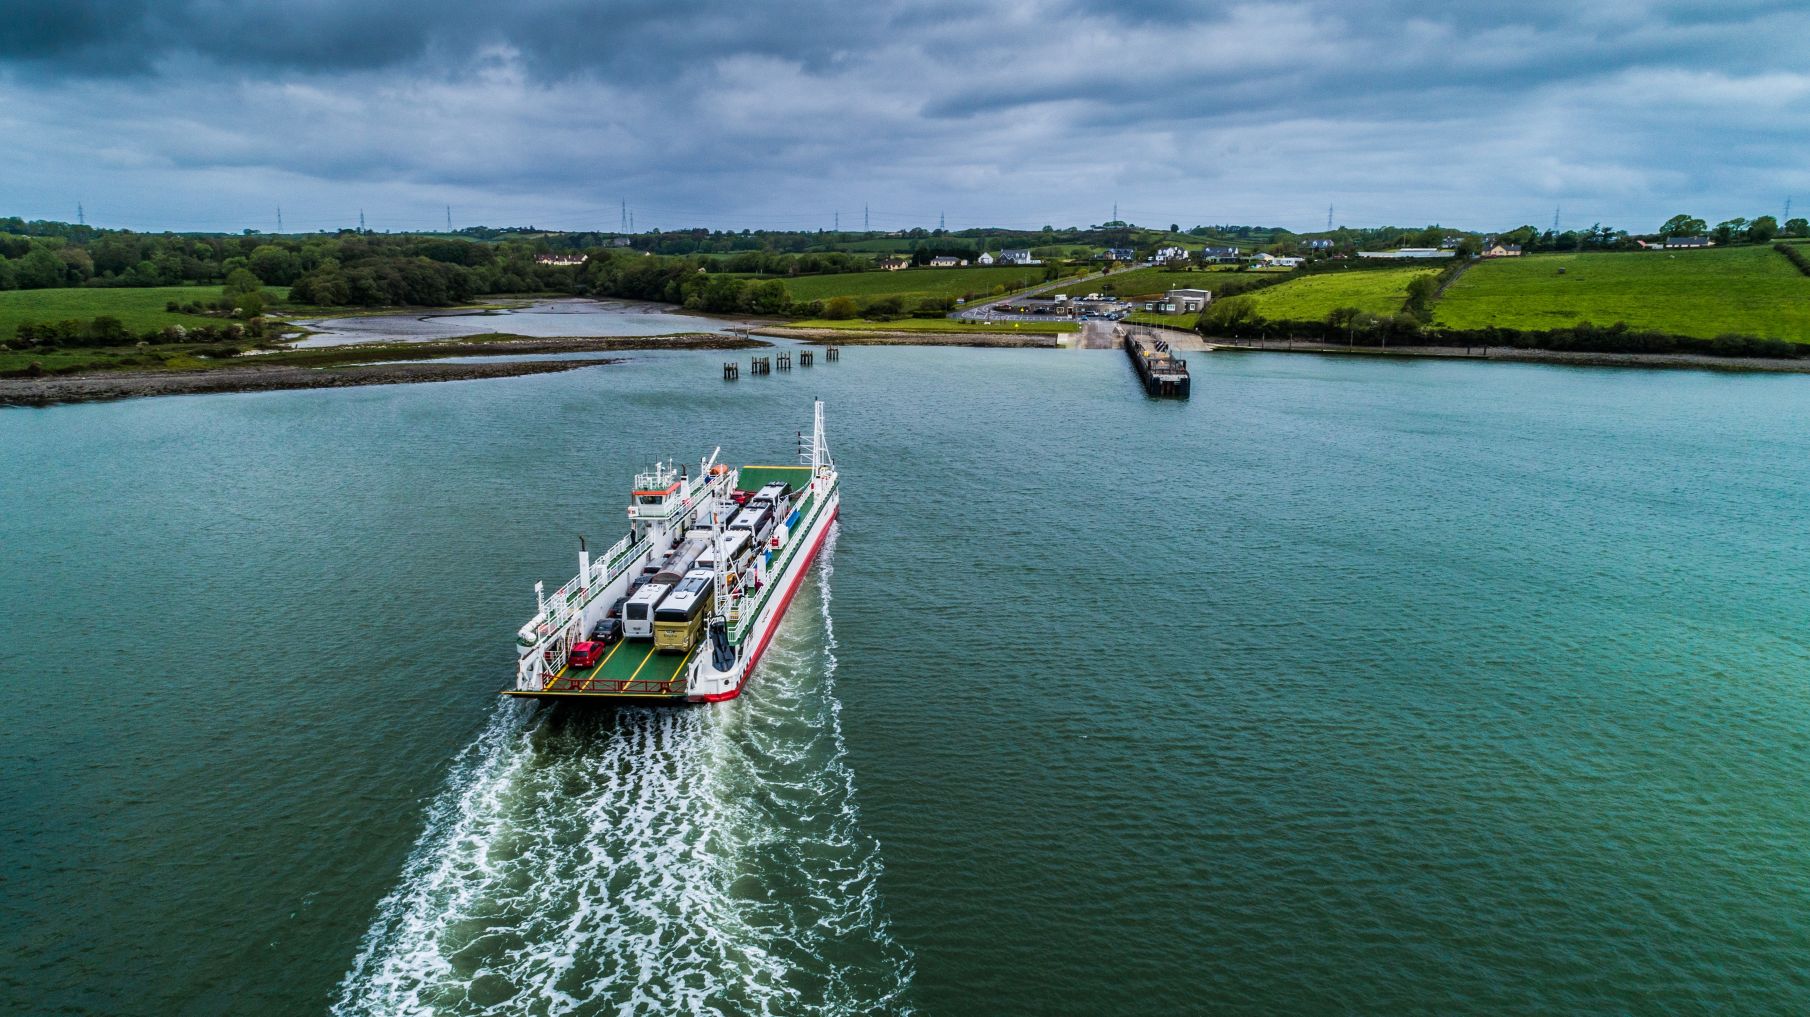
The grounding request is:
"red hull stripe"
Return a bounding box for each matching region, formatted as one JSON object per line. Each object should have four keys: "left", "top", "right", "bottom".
{"left": 694, "top": 502, "right": 838, "bottom": 703}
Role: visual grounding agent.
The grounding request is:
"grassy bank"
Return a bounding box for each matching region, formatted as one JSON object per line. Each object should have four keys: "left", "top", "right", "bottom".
{"left": 0, "top": 285, "right": 292, "bottom": 341}
{"left": 1247, "top": 266, "right": 1437, "bottom": 319}
{"left": 730, "top": 266, "right": 1058, "bottom": 303}
{"left": 785, "top": 317, "right": 1077, "bottom": 334}
{"left": 1432, "top": 247, "right": 1810, "bottom": 341}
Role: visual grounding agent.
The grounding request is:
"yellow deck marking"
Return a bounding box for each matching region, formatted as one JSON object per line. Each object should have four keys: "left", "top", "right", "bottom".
{"left": 626, "top": 643, "right": 660, "bottom": 683}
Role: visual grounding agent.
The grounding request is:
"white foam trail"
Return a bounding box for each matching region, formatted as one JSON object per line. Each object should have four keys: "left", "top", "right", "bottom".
{"left": 333, "top": 529, "right": 914, "bottom": 1015}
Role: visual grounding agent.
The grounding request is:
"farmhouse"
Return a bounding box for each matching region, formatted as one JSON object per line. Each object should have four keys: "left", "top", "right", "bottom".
{"left": 1164, "top": 288, "right": 1211, "bottom": 313}
{"left": 1197, "top": 245, "right": 1240, "bottom": 263}
{"left": 1357, "top": 248, "right": 1455, "bottom": 259}
{"left": 1305, "top": 239, "right": 1334, "bottom": 251}
{"left": 1250, "top": 252, "right": 1304, "bottom": 268}
{"left": 928, "top": 256, "right": 968, "bottom": 267}
{"left": 1098, "top": 247, "right": 1136, "bottom": 262}
{"left": 876, "top": 256, "right": 909, "bottom": 271}
{"left": 1151, "top": 245, "right": 1189, "bottom": 263}
{"left": 1482, "top": 243, "right": 1522, "bottom": 258}
{"left": 1000, "top": 249, "right": 1039, "bottom": 265}
{"left": 1665, "top": 235, "right": 1713, "bottom": 249}
{"left": 535, "top": 253, "right": 586, "bottom": 266}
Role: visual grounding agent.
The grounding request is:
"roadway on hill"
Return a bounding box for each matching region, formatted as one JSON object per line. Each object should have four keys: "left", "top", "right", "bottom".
{"left": 950, "top": 268, "right": 1109, "bottom": 323}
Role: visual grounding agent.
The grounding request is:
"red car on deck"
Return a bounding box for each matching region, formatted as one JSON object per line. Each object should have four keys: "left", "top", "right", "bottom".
{"left": 568, "top": 641, "right": 605, "bottom": 668}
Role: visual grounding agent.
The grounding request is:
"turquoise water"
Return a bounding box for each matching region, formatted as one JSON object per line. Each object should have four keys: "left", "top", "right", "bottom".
{"left": 3, "top": 348, "right": 1808, "bottom": 1014}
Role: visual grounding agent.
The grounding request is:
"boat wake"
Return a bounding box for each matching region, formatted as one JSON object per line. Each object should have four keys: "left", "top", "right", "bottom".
{"left": 332, "top": 534, "right": 913, "bottom": 1016}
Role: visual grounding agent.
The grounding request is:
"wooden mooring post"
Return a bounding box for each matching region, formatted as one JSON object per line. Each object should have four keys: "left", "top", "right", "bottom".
{"left": 825, "top": 346, "right": 840, "bottom": 362}
{"left": 751, "top": 355, "right": 771, "bottom": 375}
{"left": 799, "top": 350, "right": 814, "bottom": 367}
{"left": 777, "top": 351, "right": 792, "bottom": 371}
{"left": 723, "top": 361, "right": 739, "bottom": 380}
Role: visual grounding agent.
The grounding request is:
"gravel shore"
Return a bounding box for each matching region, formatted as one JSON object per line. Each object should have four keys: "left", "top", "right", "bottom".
{"left": 1204, "top": 339, "right": 1810, "bottom": 373}
{"left": 0, "top": 359, "right": 617, "bottom": 408}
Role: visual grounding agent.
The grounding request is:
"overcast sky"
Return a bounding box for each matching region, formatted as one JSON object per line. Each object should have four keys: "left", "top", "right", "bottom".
{"left": 4, "top": 0, "right": 1807, "bottom": 234}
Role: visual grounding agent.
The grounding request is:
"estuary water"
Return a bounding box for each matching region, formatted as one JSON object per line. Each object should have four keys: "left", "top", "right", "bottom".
{"left": 3, "top": 347, "right": 1808, "bottom": 1015}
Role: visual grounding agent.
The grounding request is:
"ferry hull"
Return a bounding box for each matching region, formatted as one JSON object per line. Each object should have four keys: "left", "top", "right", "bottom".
{"left": 693, "top": 498, "right": 838, "bottom": 702}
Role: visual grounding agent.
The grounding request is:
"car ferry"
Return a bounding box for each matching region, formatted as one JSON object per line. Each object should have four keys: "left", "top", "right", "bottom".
{"left": 503, "top": 401, "right": 840, "bottom": 703}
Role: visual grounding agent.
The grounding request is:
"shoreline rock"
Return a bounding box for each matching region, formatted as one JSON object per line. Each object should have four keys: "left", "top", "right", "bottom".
{"left": 0, "top": 359, "right": 618, "bottom": 408}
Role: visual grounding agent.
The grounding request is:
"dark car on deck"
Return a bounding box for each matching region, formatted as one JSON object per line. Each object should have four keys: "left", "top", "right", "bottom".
{"left": 591, "top": 617, "right": 622, "bottom": 645}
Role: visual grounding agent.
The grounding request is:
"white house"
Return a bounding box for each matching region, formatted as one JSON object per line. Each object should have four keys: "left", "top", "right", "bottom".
{"left": 975, "top": 251, "right": 995, "bottom": 265}
{"left": 1357, "top": 248, "right": 1455, "bottom": 259}
{"left": 1250, "top": 252, "right": 1303, "bottom": 268}
{"left": 1000, "top": 248, "right": 1039, "bottom": 265}
{"left": 1152, "top": 245, "right": 1189, "bottom": 262}
{"left": 1197, "top": 245, "right": 1240, "bottom": 263}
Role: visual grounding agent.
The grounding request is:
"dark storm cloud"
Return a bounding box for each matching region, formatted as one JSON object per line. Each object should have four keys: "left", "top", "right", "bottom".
{"left": 1, "top": 1, "right": 1807, "bottom": 231}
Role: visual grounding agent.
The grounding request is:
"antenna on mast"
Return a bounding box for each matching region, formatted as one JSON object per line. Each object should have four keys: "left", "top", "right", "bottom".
{"left": 1552, "top": 206, "right": 1561, "bottom": 233}
{"left": 1327, "top": 203, "right": 1334, "bottom": 230}
{"left": 446, "top": 205, "right": 453, "bottom": 232}
{"left": 276, "top": 206, "right": 283, "bottom": 233}
{"left": 77, "top": 202, "right": 84, "bottom": 226}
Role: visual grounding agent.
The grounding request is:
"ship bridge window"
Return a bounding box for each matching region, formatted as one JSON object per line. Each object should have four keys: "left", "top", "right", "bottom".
{"left": 638, "top": 494, "right": 664, "bottom": 505}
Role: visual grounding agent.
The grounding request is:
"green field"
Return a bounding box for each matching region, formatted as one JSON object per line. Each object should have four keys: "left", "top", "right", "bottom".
{"left": 1125, "top": 312, "right": 1197, "bottom": 328}
{"left": 735, "top": 266, "right": 1059, "bottom": 303}
{"left": 1247, "top": 267, "right": 1437, "bottom": 320}
{"left": 785, "top": 317, "right": 1076, "bottom": 334}
{"left": 1432, "top": 247, "right": 1810, "bottom": 341}
{"left": 0, "top": 285, "right": 291, "bottom": 341}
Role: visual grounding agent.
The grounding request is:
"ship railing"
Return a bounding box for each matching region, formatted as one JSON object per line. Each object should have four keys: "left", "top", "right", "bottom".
{"left": 547, "top": 674, "right": 682, "bottom": 696}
